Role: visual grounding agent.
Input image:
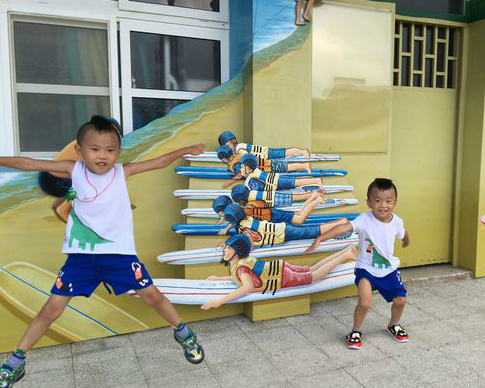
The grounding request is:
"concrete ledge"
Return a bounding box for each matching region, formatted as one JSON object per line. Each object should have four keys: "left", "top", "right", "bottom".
{"left": 400, "top": 263, "right": 473, "bottom": 285}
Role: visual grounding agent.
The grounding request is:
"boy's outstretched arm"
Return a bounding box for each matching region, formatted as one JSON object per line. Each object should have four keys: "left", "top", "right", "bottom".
{"left": 0, "top": 157, "right": 74, "bottom": 175}
{"left": 123, "top": 143, "right": 205, "bottom": 178}
{"left": 201, "top": 272, "right": 254, "bottom": 310}
{"left": 222, "top": 172, "right": 243, "bottom": 189}
{"left": 402, "top": 231, "right": 410, "bottom": 247}
{"left": 304, "top": 222, "right": 353, "bottom": 254}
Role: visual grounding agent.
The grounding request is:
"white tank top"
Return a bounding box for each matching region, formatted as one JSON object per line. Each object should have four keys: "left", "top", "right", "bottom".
{"left": 62, "top": 161, "right": 136, "bottom": 255}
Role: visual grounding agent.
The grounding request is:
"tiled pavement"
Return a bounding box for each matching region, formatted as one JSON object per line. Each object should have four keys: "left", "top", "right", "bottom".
{"left": 4, "top": 265, "right": 485, "bottom": 388}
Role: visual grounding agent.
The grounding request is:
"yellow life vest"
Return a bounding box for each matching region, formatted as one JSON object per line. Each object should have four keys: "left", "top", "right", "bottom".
{"left": 238, "top": 217, "right": 286, "bottom": 246}
{"left": 247, "top": 188, "right": 276, "bottom": 207}
{"left": 244, "top": 169, "right": 280, "bottom": 191}
{"left": 230, "top": 256, "right": 283, "bottom": 294}
{"left": 236, "top": 143, "right": 270, "bottom": 159}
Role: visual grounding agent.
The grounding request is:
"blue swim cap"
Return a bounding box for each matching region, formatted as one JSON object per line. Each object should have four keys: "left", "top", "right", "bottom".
{"left": 240, "top": 154, "right": 258, "bottom": 170}
{"left": 224, "top": 203, "right": 246, "bottom": 225}
{"left": 212, "top": 195, "right": 233, "bottom": 213}
{"left": 225, "top": 234, "right": 252, "bottom": 259}
{"left": 216, "top": 145, "right": 234, "bottom": 160}
{"left": 218, "top": 130, "right": 236, "bottom": 146}
{"left": 231, "top": 184, "right": 250, "bottom": 202}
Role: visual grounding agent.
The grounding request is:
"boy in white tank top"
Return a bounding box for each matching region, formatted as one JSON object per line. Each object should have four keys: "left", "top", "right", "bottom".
{"left": 0, "top": 116, "right": 205, "bottom": 387}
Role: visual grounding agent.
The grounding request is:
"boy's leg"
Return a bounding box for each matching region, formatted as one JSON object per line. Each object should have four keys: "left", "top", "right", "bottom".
{"left": 390, "top": 296, "right": 406, "bottom": 326}
{"left": 17, "top": 295, "right": 71, "bottom": 352}
{"left": 135, "top": 285, "right": 204, "bottom": 364}
{"left": 291, "top": 191, "right": 315, "bottom": 203}
{"left": 287, "top": 162, "right": 312, "bottom": 174}
{"left": 354, "top": 278, "right": 373, "bottom": 331}
{"left": 292, "top": 194, "right": 325, "bottom": 224}
{"left": 1, "top": 295, "right": 71, "bottom": 387}
{"left": 310, "top": 245, "right": 357, "bottom": 282}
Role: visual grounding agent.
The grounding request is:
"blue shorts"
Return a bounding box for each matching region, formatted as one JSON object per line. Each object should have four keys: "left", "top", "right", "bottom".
{"left": 354, "top": 268, "right": 407, "bottom": 303}
{"left": 285, "top": 224, "right": 320, "bottom": 241}
{"left": 271, "top": 209, "right": 294, "bottom": 224}
{"left": 274, "top": 193, "right": 292, "bottom": 207}
{"left": 271, "top": 160, "right": 288, "bottom": 173}
{"left": 277, "top": 177, "right": 296, "bottom": 190}
{"left": 51, "top": 254, "right": 153, "bottom": 297}
{"left": 268, "top": 148, "right": 286, "bottom": 159}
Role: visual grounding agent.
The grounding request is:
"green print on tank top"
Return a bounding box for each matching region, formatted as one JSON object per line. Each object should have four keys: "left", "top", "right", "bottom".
{"left": 365, "top": 238, "right": 392, "bottom": 269}
{"left": 69, "top": 209, "right": 113, "bottom": 251}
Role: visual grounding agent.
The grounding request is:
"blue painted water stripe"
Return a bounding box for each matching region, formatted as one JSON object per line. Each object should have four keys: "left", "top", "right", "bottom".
{"left": 0, "top": 268, "right": 118, "bottom": 335}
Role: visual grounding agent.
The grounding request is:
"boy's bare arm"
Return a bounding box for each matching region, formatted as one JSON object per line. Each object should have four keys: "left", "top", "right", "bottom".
{"left": 201, "top": 272, "right": 254, "bottom": 310}
{"left": 123, "top": 143, "right": 205, "bottom": 178}
{"left": 402, "top": 231, "right": 410, "bottom": 247}
{"left": 304, "top": 222, "right": 353, "bottom": 253}
{"left": 222, "top": 173, "right": 242, "bottom": 189}
{"left": 0, "top": 157, "right": 74, "bottom": 176}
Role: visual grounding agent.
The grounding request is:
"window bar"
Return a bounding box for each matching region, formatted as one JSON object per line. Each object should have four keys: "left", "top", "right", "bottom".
{"left": 410, "top": 23, "right": 415, "bottom": 87}
{"left": 444, "top": 27, "right": 450, "bottom": 89}
{"left": 433, "top": 25, "right": 438, "bottom": 88}
{"left": 397, "top": 21, "right": 403, "bottom": 86}
{"left": 421, "top": 24, "right": 426, "bottom": 87}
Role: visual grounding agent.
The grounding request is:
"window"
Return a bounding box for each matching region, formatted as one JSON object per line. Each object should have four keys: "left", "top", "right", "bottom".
{"left": 12, "top": 19, "right": 110, "bottom": 155}
{"left": 119, "top": 20, "right": 228, "bottom": 132}
{"left": 393, "top": 20, "right": 459, "bottom": 88}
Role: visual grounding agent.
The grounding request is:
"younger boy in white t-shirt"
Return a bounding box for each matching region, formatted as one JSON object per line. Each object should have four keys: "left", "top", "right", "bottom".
{"left": 305, "top": 178, "right": 410, "bottom": 349}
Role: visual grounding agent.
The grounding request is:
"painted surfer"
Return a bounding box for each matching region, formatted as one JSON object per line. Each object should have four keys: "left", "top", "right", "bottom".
{"left": 212, "top": 191, "right": 325, "bottom": 226}
{"left": 218, "top": 203, "right": 348, "bottom": 247}
{"left": 240, "top": 154, "right": 324, "bottom": 193}
{"left": 0, "top": 116, "right": 206, "bottom": 388}
{"left": 295, "top": 0, "right": 316, "bottom": 26}
{"left": 216, "top": 144, "right": 311, "bottom": 189}
{"left": 201, "top": 234, "right": 357, "bottom": 310}
{"left": 218, "top": 130, "right": 311, "bottom": 160}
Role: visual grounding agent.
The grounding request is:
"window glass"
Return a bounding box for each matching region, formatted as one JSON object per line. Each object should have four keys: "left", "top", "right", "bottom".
{"left": 14, "top": 22, "right": 108, "bottom": 87}
{"left": 132, "top": 97, "right": 186, "bottom": 130}
{"left": 17, "top": 94, "right": 110, "bottom": 152}
{"left": 130, "top": 31, "right": 221, "bottom": 92}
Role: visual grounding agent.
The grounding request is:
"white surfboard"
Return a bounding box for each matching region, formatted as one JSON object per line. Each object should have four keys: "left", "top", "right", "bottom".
{"left": 183, "top": 152, "right": 341, "bottom": 163}
{"left": 133, "top": 262, "right": 355, "bottom": 304}
{"left": 181, "top": 198, "right": 359, "bottom": 219}
{"left": 157, "top": 234, "right": 358, "bottom": 265}
{"left": 173, "top": 186, "right": 354, "bottom": 200}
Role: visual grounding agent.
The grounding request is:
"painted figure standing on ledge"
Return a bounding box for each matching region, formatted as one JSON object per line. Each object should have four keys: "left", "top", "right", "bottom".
{"left": 0, "top": 116, "right": 206, "bottom": 388}
{"left": 240, "top": 154, "right": 323, "bottom": 192}
{"left": 201, "top": 234, "right": 357, "bottom": 310}
{"left": 218, "top": 130, "right": 311, "bottom": 160}
{"left": 216, "top": 144, "right": 311, "bottom": 189}
{"left": 295, "top": 0, "right": 316, "bottom": 26}
{"left": 305, "top": 178, "right": 410, "bottom": 349}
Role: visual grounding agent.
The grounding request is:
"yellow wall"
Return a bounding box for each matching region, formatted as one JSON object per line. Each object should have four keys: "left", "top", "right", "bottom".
{"left": 457, "top": 18, "right": 485, "bottom": 276}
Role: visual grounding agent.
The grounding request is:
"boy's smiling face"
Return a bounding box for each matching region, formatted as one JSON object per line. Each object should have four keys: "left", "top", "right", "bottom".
{"left": 77, "top": 129, "right": 121, "bottom": 175}
{"left": 366, "top": 188, "right": 397, "bottom": 223}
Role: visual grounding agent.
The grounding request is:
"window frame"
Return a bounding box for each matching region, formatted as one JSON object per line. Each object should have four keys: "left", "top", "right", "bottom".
{"left": 118, "top": 0, "right": 229, "bottom": 23}
{"left": 119, "top": 18, "right": 229, "bottom": 133}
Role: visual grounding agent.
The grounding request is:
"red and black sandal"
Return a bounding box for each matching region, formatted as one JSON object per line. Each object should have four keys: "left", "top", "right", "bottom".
{"left": 346, "top": 330, "right": 362, "bottom": 350}
{"left": 387, "top": 324, "right": 409, "bottom": 343}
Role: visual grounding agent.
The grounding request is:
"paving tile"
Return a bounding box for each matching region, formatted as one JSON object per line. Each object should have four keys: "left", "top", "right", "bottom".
{"left": 364, "top": 326, "right": 430, "bottom": 357}
{"left": 74, "top": 355, "right": 146, "bottom": 388}
{"left": 417, "top": 281, "right": 472, "bottom": 299}
{"left": 72, "top": 334, "right": 136, "bottom": 364}
{"left": 316, "top": 297, "right": 358, "bottom": 318}
{"left": 21, "top": 343, "right": 72, "bottom": 372}
{"left": 284, "top": 303, "right": 333, "bottom": 326}
{"left": 245, "top": 326, "right": 313, "bottom": 354}
{"left": 16, "top": 365, "right": 75, "bottom": 388}
{"left": 281, "top": 368, "right": 362, "bottom": 388}
{"left": 393, "top": 348, "right": 476, "bottom": 385}
{"left": 407, "top": 320, "right": 470, "bottom": 348}
{"left": 146, "top": 367, "right": 220, "bottom": 388}
{"left": 232, "top": 314, "right": 291, "bottom": 333}
{"left": 333, "top": 311, "right": 388, "bottom": 334}
{"left": 290, "top": 314, "right": 350, "bottom": 346}
{"left": 318, "top": 339, "right": 388, "bottom": 368}
{"left": 345, "top": 357, "right": 427, "bottom": 388}
{"left": 265, "top": 345, "right": 339, "bottom": 379}
{"left": 446, "top": 313, "right": 484, "bottom": 342}
{"left": 129, "top": 326, "right": 180, "bottom": 352}
{"left": 183, "top": 316, "right": 242, "bottom": 341}
{"left": 429, "top": 374, "right": 485, "bottom": 388}
{"left": 202, "top": 333, "right": 266, "bottom": 367}
{"left": 208, "top": 358, "right": 286, "bottom": 388}
{"left": 439, "top": 339, "right": 485, "bottom": 371}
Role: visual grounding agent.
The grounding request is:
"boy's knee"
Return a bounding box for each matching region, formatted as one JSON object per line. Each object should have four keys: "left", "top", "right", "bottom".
{"left": 40, "top": 301, "right": 65, "bottom": 321}
{"left": 357, "top": 297, "right": 372, "bottom": 311}
{"left": 393, "top": 296, "right": 406, "bottom": 307}
{"left": 139, "top": 287, "right": 163, "bottom": 306}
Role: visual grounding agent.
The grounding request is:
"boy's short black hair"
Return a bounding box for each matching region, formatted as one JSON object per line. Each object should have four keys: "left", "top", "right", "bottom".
{"left": 367, "top": 178, "right": 398, "bottom": 199}
{"left": 77, "top": 115, "right": 122, "bottom": 146}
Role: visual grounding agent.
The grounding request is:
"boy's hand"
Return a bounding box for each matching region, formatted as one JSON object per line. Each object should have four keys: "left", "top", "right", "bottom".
{"left": 218, "top": 229, "right": 228, "bottom": 236}
{"left": 401, "top": 232, "right": 410, "bottom": 248}
{"left": 206, "top": 276, "right": 219, "bottom": 281}
{"left": 304, "top": 240, "right": 319, "bottom": 254}
{"left": 187, "top": 143, "right": 205, "bottom": 156}
{"left": 201, "top": 299, "right": 222, "bottom": 310}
